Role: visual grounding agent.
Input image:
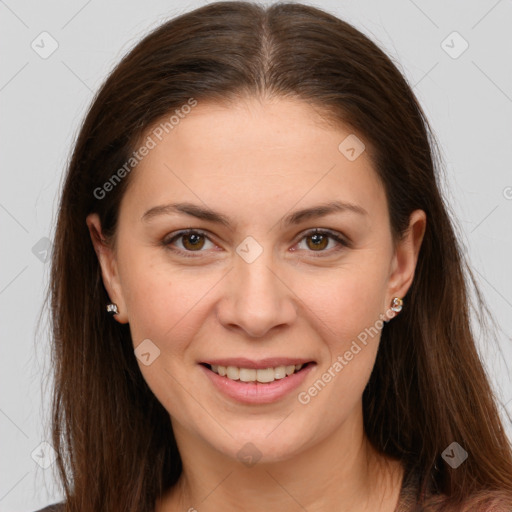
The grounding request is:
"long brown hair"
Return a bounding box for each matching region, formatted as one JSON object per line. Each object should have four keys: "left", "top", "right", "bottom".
{"left": 46, "top": 2, "right": 512, "bottom": 510}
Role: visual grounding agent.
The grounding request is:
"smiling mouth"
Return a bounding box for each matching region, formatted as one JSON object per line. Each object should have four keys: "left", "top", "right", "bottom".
{"left": 201, "top": 362, "right": 314, "bottom": 384}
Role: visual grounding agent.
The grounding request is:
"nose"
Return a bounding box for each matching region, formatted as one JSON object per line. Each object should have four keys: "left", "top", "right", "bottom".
{"left": 216, "top": 247, "right": 297, "bottom": 338}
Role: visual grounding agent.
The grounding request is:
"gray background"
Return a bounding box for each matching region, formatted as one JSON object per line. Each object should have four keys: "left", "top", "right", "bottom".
{"left": 1, "top": 0, "right": 511, "bottom": 510}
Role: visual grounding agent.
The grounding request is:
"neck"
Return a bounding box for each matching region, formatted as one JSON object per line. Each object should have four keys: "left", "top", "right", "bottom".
{"left": 156, "top": 405, "right": 404, "bottom": 512}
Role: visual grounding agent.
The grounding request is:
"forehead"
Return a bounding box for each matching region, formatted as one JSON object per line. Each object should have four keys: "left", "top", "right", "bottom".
{"left": 120, "top": 97, "right": 387, "bottom": 227}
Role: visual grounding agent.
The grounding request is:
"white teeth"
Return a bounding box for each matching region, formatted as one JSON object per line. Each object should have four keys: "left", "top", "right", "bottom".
{"left": 285, "top": 365, "right": 295, "bottom": 376}
{"left": 274, "top": 366, "right": 287, "bottom": 379}
{"left": 226, "top": 366, "right": 239, "bottom": 380}
{"left": 256, "top": 368, "right": 275, "bottom": 383}
{"left": 239, "top": 368, "right": 256, "bottom": 382}
{"left": 209, "top": 363, "right": 305, "bottom": 383}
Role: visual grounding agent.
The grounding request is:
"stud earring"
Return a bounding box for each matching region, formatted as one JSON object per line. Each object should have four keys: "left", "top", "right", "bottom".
{"left": 390, "top": 297, "right": 403, "bottom": 313}
{"left": 106, "top": 303, "right": 119, "bottom": 315}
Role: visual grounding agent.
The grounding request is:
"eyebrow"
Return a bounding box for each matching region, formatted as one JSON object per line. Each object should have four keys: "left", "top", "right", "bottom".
{"left": 141, "top": 200, "right": 367, "bottom": 228}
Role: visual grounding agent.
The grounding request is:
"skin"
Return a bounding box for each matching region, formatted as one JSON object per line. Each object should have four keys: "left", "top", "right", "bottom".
{"left": 87, "top": 96, "right": 426, "bottom": 512}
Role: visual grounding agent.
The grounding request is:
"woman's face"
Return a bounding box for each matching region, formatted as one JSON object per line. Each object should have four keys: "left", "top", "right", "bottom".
{"left": 88, "top": 97, "right": 424, "bottom": 465}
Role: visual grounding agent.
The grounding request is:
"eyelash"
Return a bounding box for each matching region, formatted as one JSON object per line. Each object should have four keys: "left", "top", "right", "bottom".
{"left": 162, "top": 228, "right": 349, "bottom": 258}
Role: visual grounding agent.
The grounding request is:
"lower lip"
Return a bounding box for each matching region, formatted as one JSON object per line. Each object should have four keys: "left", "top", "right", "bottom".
{"left": 199, "top": 363, "right": 315, "bottom": 404}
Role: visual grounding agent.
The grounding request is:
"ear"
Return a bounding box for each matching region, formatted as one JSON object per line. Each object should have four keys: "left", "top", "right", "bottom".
{"left": 86, "top": 213, "right": 129, "bottom": 324}
{"left": 386, "top": 209, "right": 426, "bottom": 313}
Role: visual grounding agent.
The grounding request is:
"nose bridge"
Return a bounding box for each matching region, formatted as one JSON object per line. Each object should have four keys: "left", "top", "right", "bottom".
{"left": 218, "top": 235, "right": 296, "bottom": 337}
{"left": 235, "top": 235, "right": 280, "bottom": 305}
{"left": 238, "top": 245, "right": 275, "bottom": 289}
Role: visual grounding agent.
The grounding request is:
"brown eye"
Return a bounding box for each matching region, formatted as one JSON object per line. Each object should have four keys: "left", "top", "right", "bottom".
{"left": 181, "top": 232, "right": 206, "bottom": 251}
{"left": 295, "top": 229, "right": 349, "bottom": 256}
{"left": 305, "top": 232, "right": 329, "bottom": 251}
{"left": 163, "top": 229, "right": 215, "bottom": 256}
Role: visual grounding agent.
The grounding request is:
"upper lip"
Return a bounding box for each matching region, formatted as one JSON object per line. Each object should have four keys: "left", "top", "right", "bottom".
{"left": 201, "top": 358, "right": 314, "bottom": 369}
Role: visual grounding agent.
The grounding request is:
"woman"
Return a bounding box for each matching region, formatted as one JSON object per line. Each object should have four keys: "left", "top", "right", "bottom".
{"left": 37, "top": 1, "right": 512, "bottom": 511}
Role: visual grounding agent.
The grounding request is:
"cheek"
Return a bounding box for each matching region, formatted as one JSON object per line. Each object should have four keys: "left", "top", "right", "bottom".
{"left": 294, "top": 255, "right": 389, "bottom": 342}
{"left": 291, "top": 255, "right": 388, "bottom": 400}
{"left": 118, "top": 256, "right": 212, "bottom": 417}
{"left": 118, "top": 252, "right": 221, "bottom": 353}
{"left": 294, "top": 275, "right": 384, "bottom": 431}
{"left": 121, "top": 269, "right": 175, "bottom": 344}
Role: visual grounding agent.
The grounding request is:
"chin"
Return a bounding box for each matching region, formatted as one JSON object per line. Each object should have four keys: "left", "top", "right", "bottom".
{"left": 209, "top": 425, "right": 315, "bottom": 466}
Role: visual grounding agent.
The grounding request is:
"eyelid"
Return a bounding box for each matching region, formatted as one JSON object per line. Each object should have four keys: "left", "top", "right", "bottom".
{"left": 295, "top": 228, "right": 350, "bottom": 254}
{"left": 162, "top": 227, "right": 350, "bottom": 257}
{"left": 162, "top": 228, "right": 217, "bottom": 257}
